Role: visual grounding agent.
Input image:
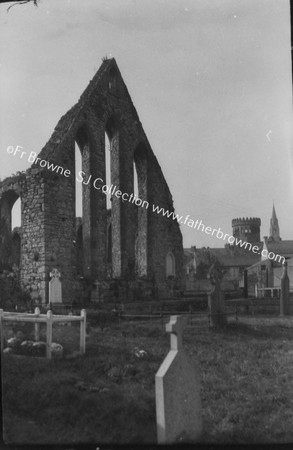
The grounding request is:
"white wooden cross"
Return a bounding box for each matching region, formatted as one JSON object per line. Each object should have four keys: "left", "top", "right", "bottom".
{"left": 166, "top": 315, "right": 183, "bottom": 351}
{"left": 155, "top": 314, "right": 202, "bottom": 444}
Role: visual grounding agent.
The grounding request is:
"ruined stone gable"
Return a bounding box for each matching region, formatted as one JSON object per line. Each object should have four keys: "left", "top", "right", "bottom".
{"left": 0, "top": 58, "right": 184, "bottom": 303}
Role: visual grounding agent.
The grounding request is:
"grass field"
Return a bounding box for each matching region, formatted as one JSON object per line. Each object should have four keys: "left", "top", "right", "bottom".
{"left": 2, "top": 314, "right": 293, "bottom": 445}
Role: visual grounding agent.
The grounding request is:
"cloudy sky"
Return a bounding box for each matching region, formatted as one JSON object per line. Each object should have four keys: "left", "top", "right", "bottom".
{"left": 0, "top": 0, "right": 292, "bottom": 248}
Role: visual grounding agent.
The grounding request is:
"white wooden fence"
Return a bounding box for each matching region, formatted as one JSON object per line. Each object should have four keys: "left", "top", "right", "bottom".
{"left": 255, "top": 287, "right": 281, "bottom": 298}
{"left": 255, "top": 285, "right": 293, "bottom": 298}
{"left": 0, "top": 308, "right": 86, "bottom": 359}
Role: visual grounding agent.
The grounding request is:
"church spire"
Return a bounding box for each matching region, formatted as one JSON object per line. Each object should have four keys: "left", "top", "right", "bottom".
{"left": 272, "top": 204, "right": 277, "bottom": 221}
{"left": 269, "top": 203, "right": 281, "bottom": 241}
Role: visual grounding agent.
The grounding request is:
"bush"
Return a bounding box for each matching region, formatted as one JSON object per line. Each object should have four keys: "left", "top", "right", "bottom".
{"left": 0, "top": 268, "right": 32, "bottom": 311}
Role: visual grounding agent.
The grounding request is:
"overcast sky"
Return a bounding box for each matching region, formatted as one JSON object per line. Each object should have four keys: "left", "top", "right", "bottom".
{"left": 0, "top": 0, "right": 292, "bottom": 248}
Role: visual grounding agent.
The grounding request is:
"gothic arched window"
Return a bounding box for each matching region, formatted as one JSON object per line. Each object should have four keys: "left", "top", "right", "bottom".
{"left": 166, "top": 252, "right": 175, "bottom": 277}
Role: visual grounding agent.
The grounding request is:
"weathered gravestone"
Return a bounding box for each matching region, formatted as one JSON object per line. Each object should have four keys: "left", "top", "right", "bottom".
{"left": 155, "top": 315, "right": 202, "bottom": 444}
{"left": 49, "top": 268, "right": 62, "bottom": 304}
{"left": 208, "top": 262, "right": 227, "bottom": 327}
{"left": 280, "top": 261, "right": 290, "bottom": 316}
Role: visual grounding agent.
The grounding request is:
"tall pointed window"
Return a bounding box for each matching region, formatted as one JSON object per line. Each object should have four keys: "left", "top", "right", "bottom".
{"left": 11, "top": 197, "right": 21, "bottom": 229}
{"left": 105, "top": 132, "right": 112, "bottom": 210}
{"left": 75, "top": 143, "right": 83, "bottom": 219}
{"left": 166, "top": 252, "right": 176, "bottom": 277}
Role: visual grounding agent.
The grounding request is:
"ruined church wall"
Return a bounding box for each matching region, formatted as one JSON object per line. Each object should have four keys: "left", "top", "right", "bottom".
{"left": 0, "top": 170, "right": 48, "bottom": 302}
{"left": 0, "top": 59, "right": 185, "bottom": 303}
{"left": 21, "top": 169, "right": 47, "bottom": 302}
{"left": 146, "top": 155, "right": 185, "bottom": 296}
{"left": 42, "top": 150, "right": 76, "bottom": 303}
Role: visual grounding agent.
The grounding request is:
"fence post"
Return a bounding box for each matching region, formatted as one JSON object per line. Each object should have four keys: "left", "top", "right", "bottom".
{"left": 68, "top": 311, "right": 73, "bottom": 327}
{"left": 46, "top": 310, "right": 53, "bottom": 359}
{"left": 0, "top": 309, "right": 4, "bottom": 353}
{"left": 189, "top": 304, "right": 192, "bottom": 325}
{"left": 80, "top": 309, "right": 86, "bottom": 355}
{"left": 34, "top": 307, "right": 40, "bottom": 341}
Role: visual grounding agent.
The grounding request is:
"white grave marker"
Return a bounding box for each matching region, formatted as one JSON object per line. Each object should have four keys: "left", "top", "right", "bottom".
{"left": 155, "top": 315, "right": 202, "bottom": 444}
{"left": 49, "top": 268, "right": 62, "bottom": 303}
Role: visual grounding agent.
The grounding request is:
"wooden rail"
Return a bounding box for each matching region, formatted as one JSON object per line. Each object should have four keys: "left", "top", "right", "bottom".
{"left": 0, "top": 308, "right": 86, "bottom": 359}
{"left": 255, "top": 287, "right": 281, "bottom": 298}
{"left": 255, "top": 287, "right": 293, "bottom": 299}
{"left": 118, "top": 309, "right": 237, "bottom": 327}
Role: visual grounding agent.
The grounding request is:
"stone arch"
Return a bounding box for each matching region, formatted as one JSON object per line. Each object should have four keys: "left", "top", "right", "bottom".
{"left": 0, "top": 189, "right": 21, "bottom": 230}
{"left": 75, "top": 123, "right": 92, "bottom": 152}
{"left": 0, "top": 188, "right": 22, "bottom": 270}
{"left": 166, "top": 252, "right": 176, "bottom": 278}
{"left": 104, "top": 132, "right": 111, "bottom": 210}
{"left": 0, "top": 59, "right": 184, "bottom": 302}
{"left": 105, "top": 114, "right": 120, "bottom": 139}
{"left": 74, "top": 140, "right": 83, "bottom": 218}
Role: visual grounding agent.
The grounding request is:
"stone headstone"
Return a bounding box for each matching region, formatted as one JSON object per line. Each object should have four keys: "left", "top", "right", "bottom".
{"left": 208, "top": 262, "right": 227, "bottom": 327}
{"left": 49, "top": 268, "right": 62, "bottom": 303}
{"left": 280, "top": 261, "right": 289, "bottom": 316}
{"left": 155, "top": 315, "right": 202, "bottom": 444}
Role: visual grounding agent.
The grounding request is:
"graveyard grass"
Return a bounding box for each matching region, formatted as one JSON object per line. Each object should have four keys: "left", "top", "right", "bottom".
{"left": 2, "top": 315, "right": 293, "bottom": 445}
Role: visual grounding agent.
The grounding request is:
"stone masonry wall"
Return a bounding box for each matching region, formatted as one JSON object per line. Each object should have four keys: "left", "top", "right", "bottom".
{"left": 0, "top": 58, "right": 184, "bottom": 303}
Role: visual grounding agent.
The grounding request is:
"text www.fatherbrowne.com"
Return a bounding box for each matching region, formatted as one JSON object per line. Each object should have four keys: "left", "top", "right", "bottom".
{"left": 152, "top": 204, "right": 285, "bottom": 264}
{"left": 7, "top": 146, "right": 285, "bottom": 264}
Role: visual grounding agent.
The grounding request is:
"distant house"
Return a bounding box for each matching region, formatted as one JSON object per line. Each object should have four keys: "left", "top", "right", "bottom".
{"left": 185, "top": 244, "right": 259, "bottom": 293}
{"left": 185, "top": 205, "right": 293, "bottom": 295}
{"left": 247, "top": 239, "right": 293, "bottom": 296}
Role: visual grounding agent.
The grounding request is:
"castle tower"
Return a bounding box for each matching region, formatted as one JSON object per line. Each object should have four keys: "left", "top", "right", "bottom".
{"left": 269, "top": 204, "right": 281, "bottom": 242}
{"left": 232, "top": 217, "right": 261, "bottom": 243}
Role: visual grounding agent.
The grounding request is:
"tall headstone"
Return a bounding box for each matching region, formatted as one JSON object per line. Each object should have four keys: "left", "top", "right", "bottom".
{"left": 49, "top": 268, "right": 62, "bottom": 304}
{"left": 280, "top": 262, "right": 289, "bottom": 316}
{"left": 155, "top": 315, "right": 202, "bottom": 444}
{"left": 208, "top": 262, "right": 227, "bottom": 327}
